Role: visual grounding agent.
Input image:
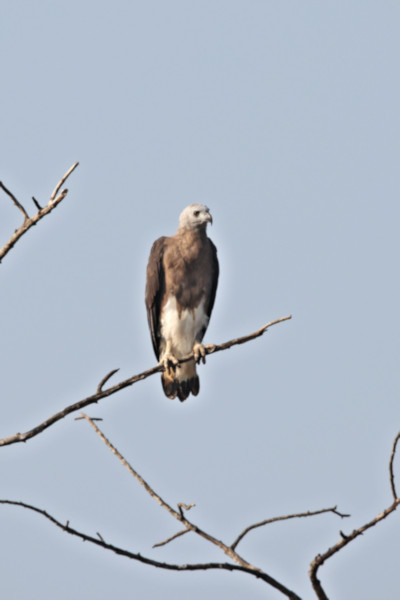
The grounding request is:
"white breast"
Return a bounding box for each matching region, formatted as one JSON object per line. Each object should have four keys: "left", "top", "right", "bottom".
{"left": 161, "top": 295, "right": 209, "bottom": 357}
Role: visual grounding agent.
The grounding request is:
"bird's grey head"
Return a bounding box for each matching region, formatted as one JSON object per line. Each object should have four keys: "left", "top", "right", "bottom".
{"left": 178, "top": 204, "right": 213, "bottom": 231}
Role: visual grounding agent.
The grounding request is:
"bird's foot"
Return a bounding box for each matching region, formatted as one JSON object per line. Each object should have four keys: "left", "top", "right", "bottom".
{"left": 159, "top": 352, "right": 179, "bottom": 375}
{"left": 193, "top": 342, "right": 207, "bottom": 364}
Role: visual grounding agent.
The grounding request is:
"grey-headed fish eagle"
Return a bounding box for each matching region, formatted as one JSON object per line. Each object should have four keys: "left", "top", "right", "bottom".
{"left": 145, "top": 204, "right": 219, "bottom": 401}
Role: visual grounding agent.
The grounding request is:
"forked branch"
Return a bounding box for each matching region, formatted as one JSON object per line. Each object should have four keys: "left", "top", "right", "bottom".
{"left": 0, "top": 498, "right": 300, "bottom": 597}
{"left": 0, "top": 315, "right": 291, "bottom": 447}
{"left": 80, "top": 413, "right": 267, "bottom": 570}
{"left": 2, "top": 422, "right": 397, "bottom": 599}
{"left": 78, "top": 414, "right": 347, "bottom": 599}
{"left": 0, "top": 162, "right": 79, "bottom": 263}
{"left": 1, "top": 413, "right": 307, "bottom": 600}
{"left": 231, "top": 506, "right": 350, "bottom": 551}
{"left": 309, "top": 431, "right": 400, "bottom": 599}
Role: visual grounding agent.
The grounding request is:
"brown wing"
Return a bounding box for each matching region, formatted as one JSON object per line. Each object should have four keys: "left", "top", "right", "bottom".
{"left": 206, "top": 239, "right": 219, "bottom": 319}
{"left": 145, "top": 236, "right": 167, "bottom": 359}
{"left": 198, "top": 238, "right": 219, "bottom": 342}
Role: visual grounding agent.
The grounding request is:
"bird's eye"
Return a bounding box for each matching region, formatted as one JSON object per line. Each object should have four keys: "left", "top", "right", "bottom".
{"left": 193, "top": 210, "right": 200, "bottom": 217}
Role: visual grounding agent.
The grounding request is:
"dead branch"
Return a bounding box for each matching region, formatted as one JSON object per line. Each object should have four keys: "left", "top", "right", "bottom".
{"left": 97, "top": 368, "right": 120, "bottom": 393}
{"left": 178, "top": 502, "right": 196, "bottom": 516}
{"left": 309, "top": 431, "right": 400, "bottom": 600}
{"left": 389, "top": 432, "right": 400, "bottom": 501}
{"left": 0, "top": 162, "right": 79, "bottom": 263}
{"left": 153, "top": 528, "right": 189, "bottom": 548}
{"left": 231, "top": 506, "right": 350, "bottom": 551}
{"left": 0, "top": 181, "right": 30, "bottom": 220}
{"left": 0, "top": 499, "right": 301, "bottom": 598}
{"left": 0, "top": 315, "right": 291, "bottom": 448}
{"left": 80, "top": 413, "right": 301, "bottom": 599}
{"left": 50, "top": 164, "right": 78, "bottom": 202}
{"left": 31, "top": 196, "right": 42, "bottom": 211}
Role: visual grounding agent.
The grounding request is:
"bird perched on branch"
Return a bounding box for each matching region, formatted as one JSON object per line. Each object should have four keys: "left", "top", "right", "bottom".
{"left": 145, "top": 204, "right": 219, "bottom": 401}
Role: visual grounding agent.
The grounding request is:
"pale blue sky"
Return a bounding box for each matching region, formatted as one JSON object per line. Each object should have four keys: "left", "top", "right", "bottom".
{"left": 1, "top": 2, "right": 400, "bottom": 598}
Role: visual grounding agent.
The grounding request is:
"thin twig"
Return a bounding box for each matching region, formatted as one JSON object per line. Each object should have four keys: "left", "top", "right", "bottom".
{"left": 0, "top": 500, "right": 302, "bottom": 598}
{"left": 178, "top": 502, "right": 196, "bottom": 517}
{"left": 231, "top": 506, "right": 350, "bottom": 551}
{"left": 0, "top": 162, "right": 79, "bottom": 263}
{"left": 389, "top": 432, "right": 400, "bottom": 501}
{"left": 32, "top": 197, "right": 42, "bottom": 210}
{"left": 0, "top": 316, "right": 291, "bottom": 447}
{"left": 0, "top": 181, "right": 29, "bottom": 220}
{"left": 201, "top": 315, "right": 292, "bottom": 358}
{"left": 50, "top": 162, "right": 79, "bottom": 202}
{"left": 81, "top": 413, "right": 301, "bottom": 600}
{"left": 97, "top": 369, "right": 120, "bottom": 393}
{"left": 153, "top": 528, "right": 190, "bottom": 548}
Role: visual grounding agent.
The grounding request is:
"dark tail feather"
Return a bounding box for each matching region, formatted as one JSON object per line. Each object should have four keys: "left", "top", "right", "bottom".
{"left": 161, "top": 372, "right": 178, "bottom": 399}
{"left": 177, "top": 376, "right": 199, "bottom": 401}
{"left": 161, "top": 373, "right": 199, "bottom": 401}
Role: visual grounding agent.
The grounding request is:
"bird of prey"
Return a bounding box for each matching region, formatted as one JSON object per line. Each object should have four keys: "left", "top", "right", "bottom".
{"left": 145, "top": 204, "right": 219, "bottom": 401}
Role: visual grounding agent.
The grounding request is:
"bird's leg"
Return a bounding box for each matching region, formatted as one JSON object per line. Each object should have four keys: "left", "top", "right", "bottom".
{"left": 159, "top": 340, "right": 179, "bottom": 375}
{"left": 193, "top": 342, "right": 207, "bottom": 364}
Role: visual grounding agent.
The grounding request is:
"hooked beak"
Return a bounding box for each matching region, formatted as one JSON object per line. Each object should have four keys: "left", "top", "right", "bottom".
{"left": 205, "top": 212, "right": 213, "bottom": 225}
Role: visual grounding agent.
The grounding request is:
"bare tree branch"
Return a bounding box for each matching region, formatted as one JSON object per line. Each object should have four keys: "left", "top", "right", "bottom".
{"left": 231, "top": 506, "right": 350, "bottom": 551}
{"left": 203, "top": 314, "right": 292, "bottom": 356}
{"left": 0, "top": 499, "right": 302, "bottom": 598}
{"left": 96, "top": 531, "right": 106, "bottom": 543}
{"left": 0, "top": 181, "right": 30, "bottom": 220}
{"left": 97, "top": 368, "right": 120, "bottom": 393}
{"left": 31, "top": 196, "right": 42, "bottom": 211}
{"left": 80, "top": 413, "right": 302, "bottom": 600}
{"left": 309, "top": 431, "right": 400, "bottom": 600}
{"left": 153, "top": 528, "right": 190, "bottom": 548}
{"left": 389, "top": 431, "right": 400, "bottom": 501}
{"left": 0, "top": 316, "right": 291, "bottom": 448}
{"left": 49, "top": 164, "right": 78, "bottom": 202}
{"left": 178, "top": 502, "right": 196, "bottom": 516}
{"left": 0, "top": 162, "right": 79, "bottom": 263}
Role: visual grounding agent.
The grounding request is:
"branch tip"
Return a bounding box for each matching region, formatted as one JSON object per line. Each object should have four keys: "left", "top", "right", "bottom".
{"left": 50, "top": 162, "right": 79, "bottom": 202}
{"left": 0, "top": 181, "right": 29, "bottom": 220}
{"left": 32, "top": 196, "right": 42, "bottom": 210}
{"left": 0, "top": 162, "right": 79, "bottom": 263}
{"left": 231, "top": 505, "right": 346, "bottom": 551}
{"left": 153, "top": 528, "right": 189, "bottom": 549}
{"left": 97, "top": 368, "right": 120, "bottom": 393}
{"left": 389, "top": 431, "right": 400, "bottom": 501}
